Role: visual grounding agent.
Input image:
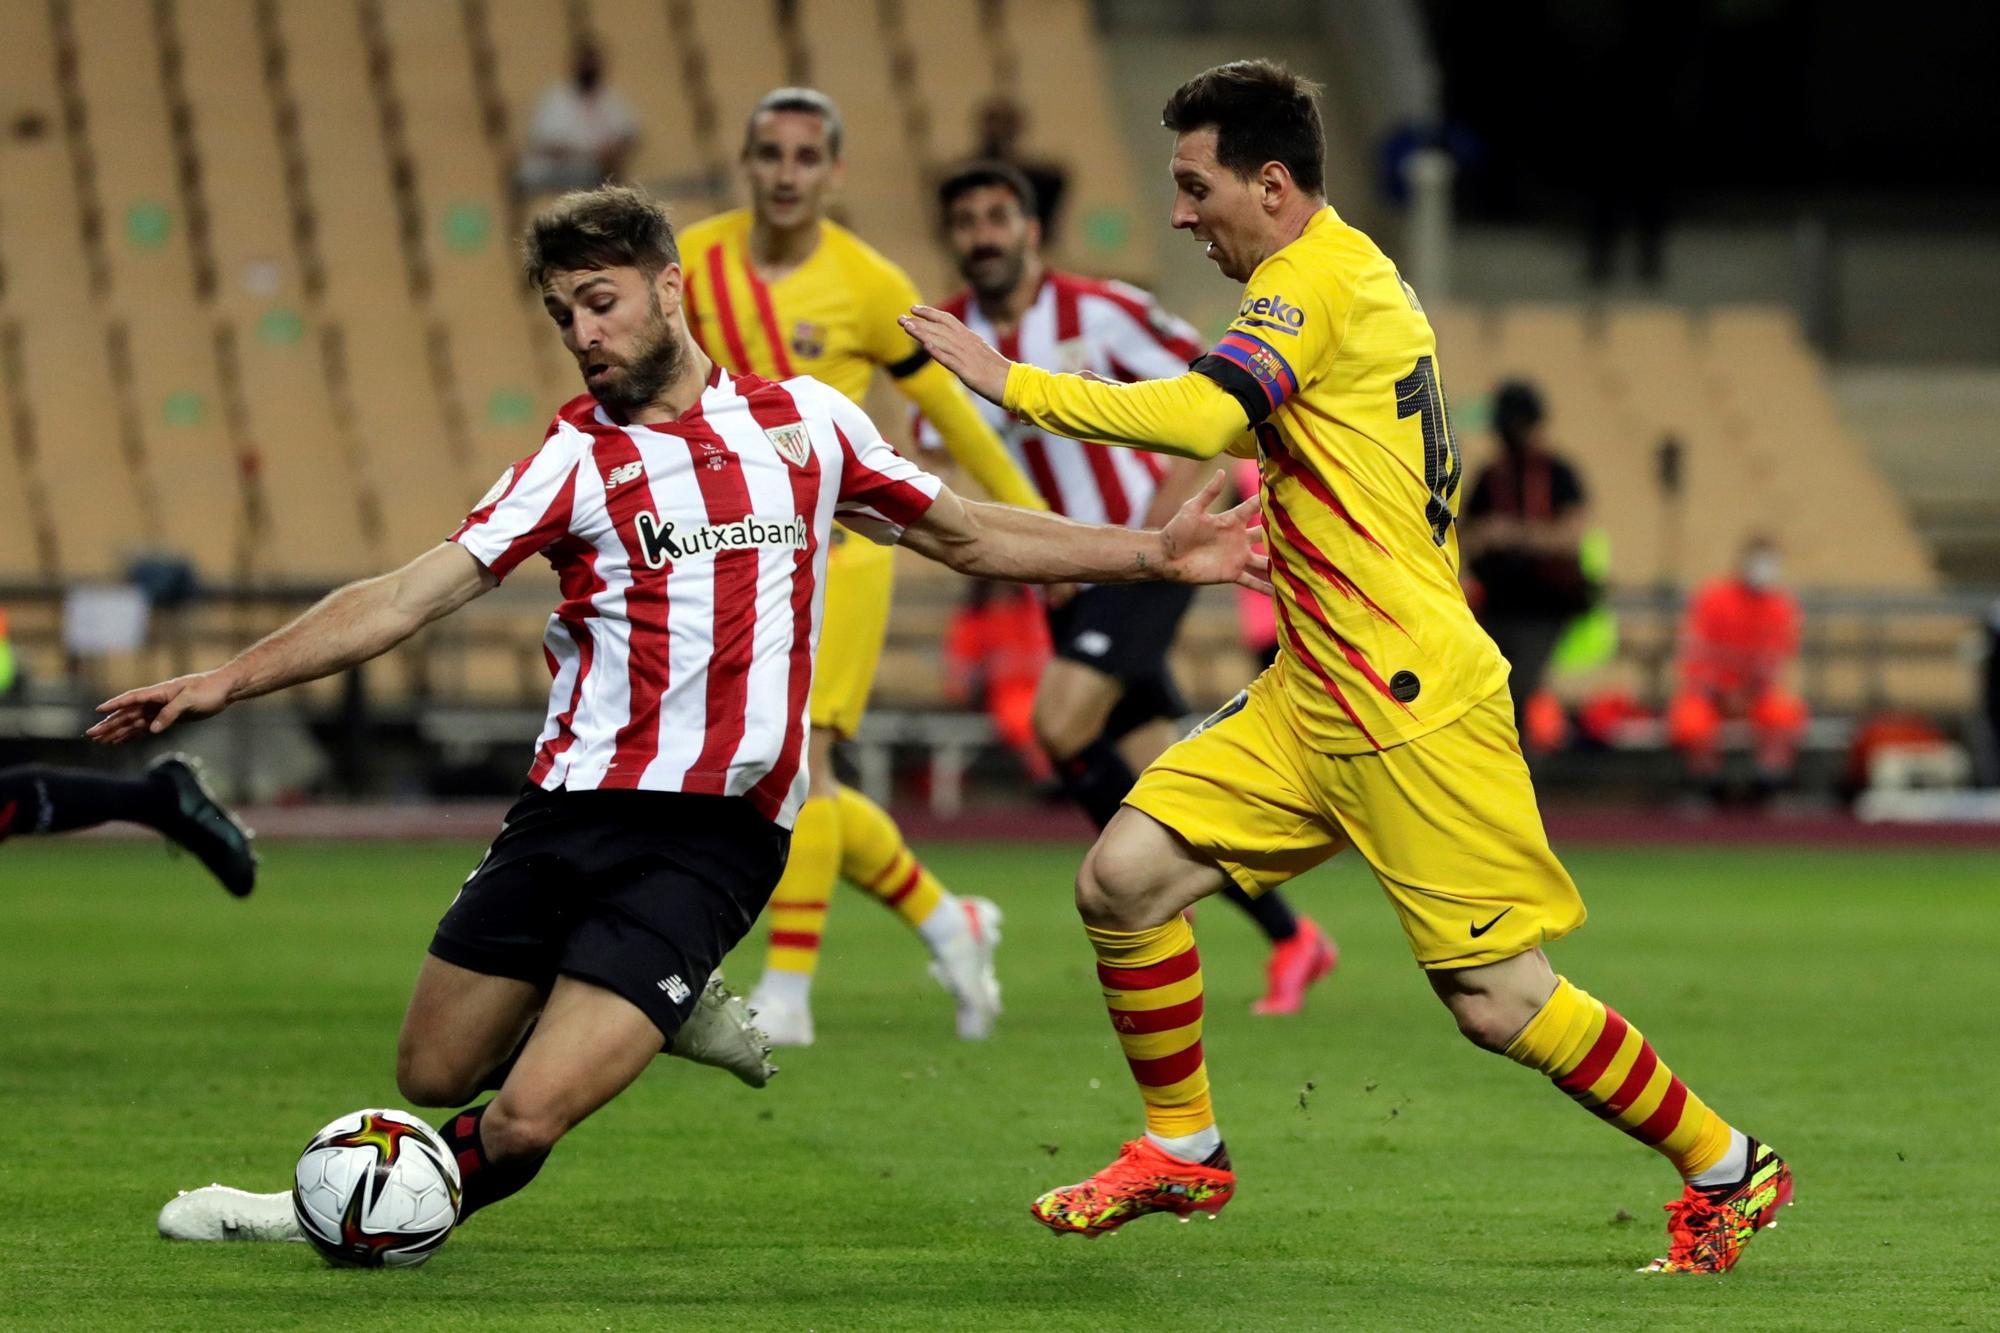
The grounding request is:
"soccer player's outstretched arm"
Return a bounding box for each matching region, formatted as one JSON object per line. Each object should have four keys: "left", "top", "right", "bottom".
{"left": 825, "top": 384, "right": 1264, "bottom": 591}
{"left": 899, "top": 473, "right": 1269, "bottom": 593}
{"left": 870, "top": 270, "right": 1047, "bottom": 510}
{"left": 88, "top": 543, "right": 496, "bottom": 742}
{"left": 900, "top": 305, "right": 1251, "bottom": 460}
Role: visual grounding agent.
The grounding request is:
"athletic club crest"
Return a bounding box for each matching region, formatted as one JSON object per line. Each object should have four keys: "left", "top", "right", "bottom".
{"left": 790, "top": 320, "right": 827, "bottom": 359}
{"left": 765, "top": 422, "right": 812, "bottom": 468}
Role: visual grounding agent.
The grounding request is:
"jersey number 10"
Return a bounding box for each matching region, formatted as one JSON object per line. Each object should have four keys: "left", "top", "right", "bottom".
{"left": 1395, "top": 355, "right": 1459, "bottom": 547}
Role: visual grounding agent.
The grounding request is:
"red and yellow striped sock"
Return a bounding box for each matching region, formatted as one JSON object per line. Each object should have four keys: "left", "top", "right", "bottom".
{"left": 1506, "top": 978, "right": 1733, "bottom": 1178}
{"left": 762, "top": 795, "right": 840, "bottom": 978}
{"left": 1087, "top": 917, "right": 1214, "bottom": 1139}
{"left": 835, "top": 785, "right": 945, "bottom": 929}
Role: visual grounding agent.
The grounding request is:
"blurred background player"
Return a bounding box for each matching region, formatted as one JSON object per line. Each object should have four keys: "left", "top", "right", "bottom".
{"left": 927, "top": 161, "right": 1337, "bottom": 1015}
{"left": 678, "top": 90, "right": 1050, "bottom": 1045}
{"left": 513, "top": 40, "right": 639, "bottom": 199}
{"left": 1668, "top": 535, "right": 1808, "bottom": 802}
{"left": 943, "top": 580, "right": 1056, "bottom": 788}
{"left": 0, "top": 756, "right": 256, "bottom": 896}
{"left": 1459, "top": 380, "right": 1595, "bottom": 736}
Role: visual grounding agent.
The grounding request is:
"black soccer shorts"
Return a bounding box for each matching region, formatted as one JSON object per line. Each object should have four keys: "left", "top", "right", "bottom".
{"left": 1045, "top": 581, "right": 1197, "bottom": 729}
{"left": 429, "top": 786, "right": 790, "bottom": 1045}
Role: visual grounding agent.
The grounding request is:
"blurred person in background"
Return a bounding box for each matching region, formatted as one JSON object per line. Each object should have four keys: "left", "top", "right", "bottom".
{"left": 926, "top": 160, "right": 1336, "bottom": 1015}
{"left": 1460, "top": 380, "right": 1594, "bottom": 733}
{"left": 942, "top": 580, "right": 1055, "bottom": 787}
{"left": 969, "top": 97, "right": 1070, "bottom": 242}
{"left": 680, "top": 90, "right": 1049, "bottom": 1046}
{"left": 1668, "top": 535, "right": 1808, "bottom": 801}
{"left": 514, "top": 41, "right": 639, "bottom": 197}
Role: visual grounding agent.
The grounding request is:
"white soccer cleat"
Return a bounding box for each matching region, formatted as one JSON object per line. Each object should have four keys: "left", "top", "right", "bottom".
{"left": 157, "top": 1184, "right": 305, "bottom": 1243}
{"left": 744, "top": 981, "right": 816, "bottom": 1048}
{"left": 668, "top": 973, "right": 778, "bottom": 1087}
{"left": 929, "top": 896, "right": 1003, "bottom": 1040}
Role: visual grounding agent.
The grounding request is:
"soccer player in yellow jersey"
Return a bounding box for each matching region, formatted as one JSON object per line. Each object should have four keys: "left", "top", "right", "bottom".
{"left": 680, "top": 89, "right": 1048, "bottom": 1047}
{"left": 904, "top": 61, "right": 1791, "bottom": 1275}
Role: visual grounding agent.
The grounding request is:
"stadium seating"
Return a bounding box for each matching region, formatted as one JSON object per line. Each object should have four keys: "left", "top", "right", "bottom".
{"left": 0, "top": 1, "right": 1960, "bottom": 732}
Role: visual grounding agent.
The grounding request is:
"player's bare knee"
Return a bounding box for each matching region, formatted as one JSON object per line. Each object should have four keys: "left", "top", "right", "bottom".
{"left": 1446, "top": 997, "right": 1515, "bottom": 1052}
{"left": 394, "top": 1049, "right": 476, "bottom": 1108}
{"left": 479, "top": 1097, "right": 567, "bottom": 1161}
{"left": 1075, "top": 838, "right": 1163, "bottom": 931}
{"left": 1438, "top": 988, "right": 1541, "bottom": 1053}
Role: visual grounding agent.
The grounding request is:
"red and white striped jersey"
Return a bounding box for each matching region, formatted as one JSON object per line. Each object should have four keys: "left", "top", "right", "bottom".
{"left": 452, "top": 363, "right": 939, "bottom": 828}
{"left": 915, "top": 271, "right": 1203, "bottom": 527}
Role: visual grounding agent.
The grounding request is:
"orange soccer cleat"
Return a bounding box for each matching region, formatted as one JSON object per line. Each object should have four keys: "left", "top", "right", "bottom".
{"left": 1643, "top": 1139, "right": 1794, "bottom": 1274}
{"left": 1251, "top": 916, "right": 1338, "bottom": 1016}
{"left": 1029, "top": 1138, "right": 1235, "bottom": 1237}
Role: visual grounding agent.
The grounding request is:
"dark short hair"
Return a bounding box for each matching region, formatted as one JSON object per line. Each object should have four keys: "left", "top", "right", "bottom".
{"left": 936, "top": 159, "right": 1039, "bottom": 222}
{"left": 1161, "top": 60, "right": 1325, "bottom": 196}
{"left": 744, "top": 87, "right": 844, "bottom": 159}
{"left": 1492, "top": 379, "right": 1545, "bottom": 437}
{"left": 522, "top": 185, "right": 678, "bottom": 288}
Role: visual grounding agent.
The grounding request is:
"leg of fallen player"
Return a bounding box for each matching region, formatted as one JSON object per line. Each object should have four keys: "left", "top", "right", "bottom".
{"left": 442, "top": 974, "right": 664, "bottom": 1221}
{"left": 0, "top": 758, "right": 258, "bottom": 896}
{"left": 1028, "top": 807, "right": 1239, "bottom": 1237}
{"left": 1429, "top": 948, "right": 1793, "bottom": 1274}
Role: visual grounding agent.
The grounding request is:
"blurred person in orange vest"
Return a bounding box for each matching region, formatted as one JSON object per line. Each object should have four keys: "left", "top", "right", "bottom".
{"left": 1667, "top": 535, "right": 1808, "bottom": 799}
{"left": 943, "top": 580, "right": 1056, "bottom": 786}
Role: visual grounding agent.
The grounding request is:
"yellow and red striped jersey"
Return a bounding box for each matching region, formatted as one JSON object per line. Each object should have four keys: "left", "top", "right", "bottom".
{"left": 1005, "top": 205, "right": 1507, "bottom": 751}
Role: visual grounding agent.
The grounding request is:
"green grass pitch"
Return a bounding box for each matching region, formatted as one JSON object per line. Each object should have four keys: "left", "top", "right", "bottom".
{"left": 2, "top": 836, "right": 1995, "bottom": 1329}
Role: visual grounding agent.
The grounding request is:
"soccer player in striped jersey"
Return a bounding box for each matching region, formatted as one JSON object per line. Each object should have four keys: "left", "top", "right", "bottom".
{"left": 904, "top": 62, "right": 1790, "bottom": 1275}
{"left": 94, "top": 185, "right": 1267, "bottom": 1245}
{"left": 678, "top": 89, "right": 1049, "bottom": 1046}
{"left": 926, "top": 161, "right": 1337, "bottom": 1016}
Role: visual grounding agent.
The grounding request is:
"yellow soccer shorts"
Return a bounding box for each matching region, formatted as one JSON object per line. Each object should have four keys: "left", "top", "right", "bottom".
{"left": 1126, "top": 676, "right": 1586, "bottom": 970}
{"left": 809, "top": 530, "right": 896, "bottom": 737}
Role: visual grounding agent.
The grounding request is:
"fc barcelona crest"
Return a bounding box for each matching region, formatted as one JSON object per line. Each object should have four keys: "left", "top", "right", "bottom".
{"left": 791, "top": 320, "right": 826, "bottom": 359}
{"left": 765, "top": 422, "right": 812, "bottom": 468}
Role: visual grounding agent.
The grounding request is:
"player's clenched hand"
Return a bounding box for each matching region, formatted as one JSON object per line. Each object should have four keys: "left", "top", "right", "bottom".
{"left": 1159, "top": 470, "right": 1272, "bottom": 595}
{"left": 898, "top": 306, "right": 1013, "bottom": 405}
{"left": 87, "top": 670, "right": 234, "bottom": 743}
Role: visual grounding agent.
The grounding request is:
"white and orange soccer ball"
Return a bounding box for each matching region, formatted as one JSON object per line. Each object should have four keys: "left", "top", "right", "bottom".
{"left": 291, "top": 1108, "right": 461, "bottom": 1268}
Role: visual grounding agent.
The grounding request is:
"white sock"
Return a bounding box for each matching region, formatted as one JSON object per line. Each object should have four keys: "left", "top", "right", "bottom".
{"left": 1687, "top": 1128, "right": 1750, "bottom": 1189}
{"left": 753, "top": 967, "right": 813, "bottom": 1009}
{"left": 1146, "top": 1125, "right": 1222, "bottom": 1163}
{"left": 914, "top": 893, "right": 965, "bottom": 954}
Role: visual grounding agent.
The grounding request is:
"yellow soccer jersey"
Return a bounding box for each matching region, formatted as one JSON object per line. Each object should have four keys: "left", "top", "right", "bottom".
{"left": 679, "top": 209, "right": 1041, "bottom": 509}
{"left": 1004, "top": 205, "right": 1506, "bottom": 752}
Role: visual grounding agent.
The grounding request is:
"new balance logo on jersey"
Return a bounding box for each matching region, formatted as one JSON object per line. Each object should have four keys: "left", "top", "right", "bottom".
{"left": 635, "top": 511, "right": 810, "bottom": 568}
{"left": 605, "top": 461, "right": 645, "bottom": 489}
{"left": 657, "top": 975, "right": 691, "bottom": 1003}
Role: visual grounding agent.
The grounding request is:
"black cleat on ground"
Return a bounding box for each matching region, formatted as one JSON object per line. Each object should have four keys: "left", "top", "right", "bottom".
{"left": 146, "top": 755, "right": 258, "bottom": 898}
